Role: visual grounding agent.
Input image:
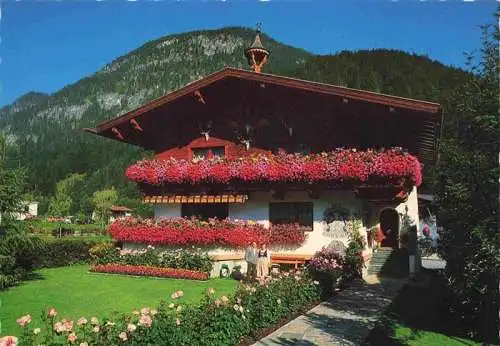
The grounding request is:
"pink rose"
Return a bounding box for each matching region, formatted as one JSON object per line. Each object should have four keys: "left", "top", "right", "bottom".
{"left": 140, "top": 307, "right": 150, "bottom": 315}
{"left": 0, "top": 336, "right": 18, "bottom": 346}
{"left": 47, "top": 308, "right": 57, "bottom": 317}
{"left": 175, "top": 318, "right": 181, "bottom": 326}
{"left": 214, "top": 299, "right": 221, "bottom": 307}
{"left": 16, "top": 315, "right": 32, "bottom": 327}
{"left": 62, "top": 319, "right": 74, "bottom": 332}
{"left": 138, "top": 315, "right": 152, "bottom": 328}
{"left": 67, "top": 333, "right": 77, "bottom": 343}
{"left": 127, "top": 323, "right": 137, "bottom": 332}
{"left": 77, "top": 317, "right": 87, "bottom": 326}
{"left": 119, "top": 332, "right": 128, "bottom": 341}
{"left": 54, "top": 322, "right": 65, "bottom": 333}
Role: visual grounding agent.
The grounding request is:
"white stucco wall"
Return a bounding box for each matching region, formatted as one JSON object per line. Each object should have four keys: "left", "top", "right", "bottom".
{"left": 154, "top": 204, "right": 181, "bottom": 218}
{"left": 145, "top": 188, "right": 421, "bottom": 259}
{"left": 229, "top": 191, "right": 270, "bottom": 228}
{"left": 229, "top": 190, "right": 365, "bottom": 256}
{"left": 144, "top": 190, "right": 366, "bottom": 257}
{"left": 396, "top": 186, "right": 419, "bottom": 228}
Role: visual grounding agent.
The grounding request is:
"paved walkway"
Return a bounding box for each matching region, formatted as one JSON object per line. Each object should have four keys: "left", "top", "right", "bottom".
{"left": 421, "top": 254, "right": 446, "bottom": 270}
{"left": 252, "top": 276, "right": 406, "bottom": 346}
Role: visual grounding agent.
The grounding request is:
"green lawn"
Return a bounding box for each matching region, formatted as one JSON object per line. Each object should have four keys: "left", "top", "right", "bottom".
{"left": 0, "top": 265, "right": 238, "bottom": 336}
{"left": 363, "top": 269, "right": 480, "bottom": 346}
{"left": 392, "top": 325, "right": 480, "bottom": 345}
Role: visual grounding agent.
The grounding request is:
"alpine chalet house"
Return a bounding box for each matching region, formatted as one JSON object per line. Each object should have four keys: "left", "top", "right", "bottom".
{"left": 86, "top": 30, "right": 441, "bottom": 277}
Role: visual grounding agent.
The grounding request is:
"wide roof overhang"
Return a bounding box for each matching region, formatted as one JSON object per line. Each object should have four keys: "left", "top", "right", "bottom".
{"left": 85, "top": 67, "right": 442, "bottom": 165}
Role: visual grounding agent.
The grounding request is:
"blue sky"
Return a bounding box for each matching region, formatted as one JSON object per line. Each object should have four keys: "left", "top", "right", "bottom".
{"left": 0, "top": 0, "right": 497, "bottom": 107}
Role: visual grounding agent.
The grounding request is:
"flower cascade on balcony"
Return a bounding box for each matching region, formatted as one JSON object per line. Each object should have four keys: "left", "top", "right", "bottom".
{"left": 125, "top": 148, "right": 422, "bottom": 187}
{"left": 109, "top": 217, "right": 306, "bottom": 247}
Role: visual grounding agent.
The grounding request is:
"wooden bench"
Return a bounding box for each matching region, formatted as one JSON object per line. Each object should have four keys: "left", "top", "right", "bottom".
{"left": 271, "top": 254, "right": 312, "bottom": 270}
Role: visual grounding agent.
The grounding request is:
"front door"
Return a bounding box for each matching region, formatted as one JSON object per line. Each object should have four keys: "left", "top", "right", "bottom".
{"left": 380, "top": 209, "right": 399, "bottom": 248}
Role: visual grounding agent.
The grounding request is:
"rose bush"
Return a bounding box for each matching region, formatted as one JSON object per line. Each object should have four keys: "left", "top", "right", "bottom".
{"left": 109, "top": 217, "right": 306, "bottom": 247}
{"left": 10, "top": 271, "right": 322, "bottom": 346}
{"left": 90, "top": 264, "right": 209, "bottom": 280}
{"left": 126, "top": 148, "right": 422, "bottom": 187}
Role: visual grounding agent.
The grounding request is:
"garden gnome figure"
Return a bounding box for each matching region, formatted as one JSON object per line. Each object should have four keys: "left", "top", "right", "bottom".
{"left": 245, "top": 242, "right": 257, "bottom": 280}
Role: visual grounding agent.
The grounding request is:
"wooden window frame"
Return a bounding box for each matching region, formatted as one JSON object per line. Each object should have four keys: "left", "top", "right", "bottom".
{"left": 269, "top": 202, "right": 314, "bottom": 231}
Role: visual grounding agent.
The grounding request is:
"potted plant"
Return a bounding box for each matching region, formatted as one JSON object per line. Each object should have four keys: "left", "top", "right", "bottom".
{"left": 230, "top": 265, "right": 243, "bottom": 281}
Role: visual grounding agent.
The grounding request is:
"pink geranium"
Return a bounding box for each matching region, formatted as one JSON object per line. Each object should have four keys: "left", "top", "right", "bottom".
{"left": 109, "top": 217, "right": 305, "bottom": 247}
{"left": 125, "top": 148, "right": 422, "bottom": 187}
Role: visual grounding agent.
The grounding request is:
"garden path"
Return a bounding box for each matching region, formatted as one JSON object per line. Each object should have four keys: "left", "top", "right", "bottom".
{"left": 252, "top": 275, "right": 407, "bottom": 346}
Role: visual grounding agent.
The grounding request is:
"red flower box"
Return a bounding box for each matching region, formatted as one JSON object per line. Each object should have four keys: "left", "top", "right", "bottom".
{"left": 125, "top": 148, "right": 422, "bottom": 187}
{"left": 108, "top": 218, "right": 306, "bottom": 247}
{"left": 90, "top": 264, "right": 209, "bottom": 280}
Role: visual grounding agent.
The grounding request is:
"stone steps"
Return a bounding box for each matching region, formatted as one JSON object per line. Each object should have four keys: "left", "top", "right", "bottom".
{"left": 367, "top": 248, "right": 393, "bottom": 276}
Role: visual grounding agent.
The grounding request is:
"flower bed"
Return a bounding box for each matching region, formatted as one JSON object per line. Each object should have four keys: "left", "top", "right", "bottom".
{"left": 9, "top": 271, "right": 322, "bottom": 346}
{"left": 109, "top": 218, "right": 306, "bottom": 247}
{"left": 126, "top": 148, "right": 422, "bottom": 187}
{"left": 89, "top": 243, "right": 214, "bottom": 273}
{"left": 90, "top": 264, "right": 209, "bottom": 280}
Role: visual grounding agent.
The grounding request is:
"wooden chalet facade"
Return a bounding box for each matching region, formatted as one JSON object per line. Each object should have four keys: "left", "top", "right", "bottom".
{"left": 86, "top": 30, "right": 441, "bottom": 275}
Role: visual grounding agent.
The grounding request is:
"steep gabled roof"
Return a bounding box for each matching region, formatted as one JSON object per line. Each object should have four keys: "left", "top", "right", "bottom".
{"left": 87, "top": 67, "right": 440, "bottom": 134}
{"left": 85, "top": 67, "right": 442, "bottom": 164}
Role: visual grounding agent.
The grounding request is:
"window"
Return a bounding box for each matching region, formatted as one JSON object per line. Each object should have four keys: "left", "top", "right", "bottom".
{"left": 181, "top": 203, "right": 229, "bottom": 220}
{"left": 191, "top": 146, "right": 225, "bottom": 160}
{"left": 269, "top": 202, "right": 313, "bottom": 230}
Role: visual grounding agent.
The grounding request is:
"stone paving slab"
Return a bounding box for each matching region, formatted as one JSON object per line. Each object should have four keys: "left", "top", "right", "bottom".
{"left": 252, "top": 278, "right": 406, "bottom": 346}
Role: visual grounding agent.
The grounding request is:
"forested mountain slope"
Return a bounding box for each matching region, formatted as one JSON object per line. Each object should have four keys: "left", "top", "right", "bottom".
{"left": 0, "top": 27, "right": 469, "bottom": 214}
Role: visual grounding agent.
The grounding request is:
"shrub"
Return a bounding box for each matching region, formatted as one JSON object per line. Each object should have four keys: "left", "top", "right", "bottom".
{"left": 33, "top": 239, "right": 101, "bottom": 268}
{"left": 89, "top": 242, "right": 118, "bottom": 263}
{"left": 0, "top": 254, "right": 23, "bottom": 289}
{"left": 343, "top": 227, "right": 365, "bottom": 281}
{"left": 159, "top": 248, "right": 213, "bottom": 273}
{"left": 12, "top": 271, "right": 321, "bottom": 346}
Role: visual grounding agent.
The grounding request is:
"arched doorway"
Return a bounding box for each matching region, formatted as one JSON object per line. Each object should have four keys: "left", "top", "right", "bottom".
{"left": 379, "top": 208, "right": 399, "bottom": 248}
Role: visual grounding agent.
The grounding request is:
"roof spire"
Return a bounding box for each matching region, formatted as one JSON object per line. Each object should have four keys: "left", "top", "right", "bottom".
{"left": 244, "top": 23, "right": 270, "bottom": 73}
